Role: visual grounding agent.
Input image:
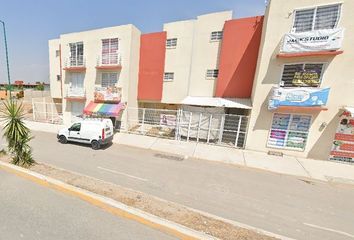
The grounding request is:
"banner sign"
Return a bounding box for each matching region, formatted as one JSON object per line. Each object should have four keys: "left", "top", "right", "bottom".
{"left": 281, "top": 28, "right": 344, "bottom": 53}
{"left": 268, "top": 87, "right": 330, "bottom": 110}
{"left": 292, "top": 70, "right": 320, "bottom": 87}
{"left": 94, "top": 86, "right": 121, "bottom": 103}
{"left": 160, "top": 114, "right": 177, "bottom": 126}
{"left": 329, "top": 116, "right": 354, "bottom": 163}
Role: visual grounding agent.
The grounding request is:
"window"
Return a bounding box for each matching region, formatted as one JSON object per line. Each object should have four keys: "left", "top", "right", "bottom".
{"left": 70, "top": 123, "right": 81, "bottom": 132}
{"left": 56, "top": 75, "right": 61, "bottom": 81}
{"left": 164, "top": 72, "right": 174, "bottom": 82}
{"left": 206, "top": 69, "right": 219, "bottom": 79}
{"left": 268, "top": 113, "right": 312, "bottom": 150}
{"left": 101, "top": 72, "right": 118, "bottom": 87}
{"left": 69, "top": 42, "right": 84, "bottom": 66}
{"left": 166, "top": 38, "right": 177, "bottom": 48}
{"left": 101, "top": 38, "right": 119, "bottom": 65}
{"left": 280, "top": 63, "right": 324, "bottom": 87}
{"left": 293, "top": 4, "right": 341, "bottom": 32}
{"left": 55, "top": 50, "right": 60, "bottom": 57}
{"left": 210, "top": 31, "right": 223, "bottom": 41}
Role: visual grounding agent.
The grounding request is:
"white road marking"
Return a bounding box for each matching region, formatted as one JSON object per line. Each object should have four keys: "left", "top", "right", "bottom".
{"left": 304, "top": 223, "right": 354, "bottom": 239}
{"left": 97, "top": 166, "right": 148, "bottom": 182}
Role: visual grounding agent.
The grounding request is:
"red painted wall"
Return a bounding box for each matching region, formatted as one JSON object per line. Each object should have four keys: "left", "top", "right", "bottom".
{"left": 215, "top": 16, "right": 264, "bottom": 98}
{"left": 138, "top": 32, "right": 166, "bottom": 101}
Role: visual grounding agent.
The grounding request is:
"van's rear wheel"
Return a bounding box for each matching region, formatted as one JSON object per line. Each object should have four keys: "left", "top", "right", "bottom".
{"left": 91, "top": 140, "right": 100, "bottom": 150}
{"left": 59, "top": 135, "right": 67, "bottom": 144}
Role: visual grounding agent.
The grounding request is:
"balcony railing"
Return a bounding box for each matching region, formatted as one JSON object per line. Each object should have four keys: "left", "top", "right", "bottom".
{"left": 66, "top": 87, "right": 86, "bottom": 100}
{"left": 96, "top": 53, "right": 122, "bottom": 69}
{"left": 64, "top": 56, "right": 86, "bottom": 70}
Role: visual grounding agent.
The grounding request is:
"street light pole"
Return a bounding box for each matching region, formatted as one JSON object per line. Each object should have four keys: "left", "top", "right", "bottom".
{"left": 0, "top": 20, "right": 11, "bottom": 98}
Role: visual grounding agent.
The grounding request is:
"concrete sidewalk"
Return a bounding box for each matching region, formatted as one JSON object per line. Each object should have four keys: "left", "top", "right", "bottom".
{"left": 23, "top": 120, "right": 354, "bottom": 186}
{"left": 113, "top": 132, "right": 354, "bottom": 185}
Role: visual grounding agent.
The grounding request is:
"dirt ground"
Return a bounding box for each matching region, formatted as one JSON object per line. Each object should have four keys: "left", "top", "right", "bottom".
{"left": 1, "top": 158, "right": 277, "bottom": 240}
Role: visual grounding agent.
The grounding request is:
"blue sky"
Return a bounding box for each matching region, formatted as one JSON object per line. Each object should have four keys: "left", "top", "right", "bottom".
{"left": 0, "top": 0, "right": 266, "bottom": 84}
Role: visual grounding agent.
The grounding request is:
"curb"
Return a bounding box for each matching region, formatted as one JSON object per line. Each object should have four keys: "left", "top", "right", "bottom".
{"left": 0, "top": 161, "right": 217, "bottom": 240}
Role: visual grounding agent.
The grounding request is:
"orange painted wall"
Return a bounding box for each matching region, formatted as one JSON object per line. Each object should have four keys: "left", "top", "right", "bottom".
{"left": 138, "top": 32, "right": 166, "bottom": 101}
{"left": 215, "top": 16, "right": 264, "bottom": 98}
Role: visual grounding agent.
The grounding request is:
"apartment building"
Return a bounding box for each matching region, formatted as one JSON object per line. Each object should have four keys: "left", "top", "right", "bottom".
{"left": 49, "top": 24, "right": 140, "bottom": 125}
{"left": 247, "top": 0, "right": 354, "bottom": 162}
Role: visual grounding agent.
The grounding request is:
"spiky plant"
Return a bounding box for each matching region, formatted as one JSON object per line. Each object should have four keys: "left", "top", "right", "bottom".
{"left": 1, "top": 100, "right": 35, "bottom": 167}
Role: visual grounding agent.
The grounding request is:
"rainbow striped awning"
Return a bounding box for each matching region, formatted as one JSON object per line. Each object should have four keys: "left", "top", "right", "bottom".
{"left": 84, "top": 101, "right": 124, "bottom": 116}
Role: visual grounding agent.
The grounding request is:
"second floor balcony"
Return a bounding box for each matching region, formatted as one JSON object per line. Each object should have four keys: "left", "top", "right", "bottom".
{"left": 65, "top": 87, "right": 86, "bottom": 101}
{"left": 96, "top": 53, "right": 122, "bottom": 70}
{"left": 63, "top": 56, "right": 86, "bottom": 71}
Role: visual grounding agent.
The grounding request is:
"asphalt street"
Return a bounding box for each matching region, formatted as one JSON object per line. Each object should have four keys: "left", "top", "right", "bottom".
{"left": 0, "top": 168, "right": 177, "bottom": 240}
{"left": 2, "top": 130, "right": 354, "bottom": 240}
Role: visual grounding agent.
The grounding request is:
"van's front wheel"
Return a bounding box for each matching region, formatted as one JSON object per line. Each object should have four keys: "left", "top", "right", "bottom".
{"left": 59, "top": 135, "right": 67, "bottom": 144}
{"left": 91, "top": 140, "right": 100, "bottom": 150}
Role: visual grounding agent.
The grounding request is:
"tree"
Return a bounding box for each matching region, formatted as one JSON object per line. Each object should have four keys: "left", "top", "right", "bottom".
{"left": 1, "top": 100, "right": 35, "bottom": 167}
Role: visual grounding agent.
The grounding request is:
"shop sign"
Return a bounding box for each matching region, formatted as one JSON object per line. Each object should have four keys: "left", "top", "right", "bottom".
{"left": 268, "top": 87, "right": 330, "bottom": 110}
{"left": 160, "top": 114, "right": 176, "bottom": 126}
{"left": 329, "top": 116, "right": 354, "bottom": 163}
{"left": 281, "top": 28, "right": 344, "bottom": 53}
{"left": 94, "top": 86, "right": 121, "bottom": 103}
{"left": 292, "top": 70, "right": 320, "bottom": 87}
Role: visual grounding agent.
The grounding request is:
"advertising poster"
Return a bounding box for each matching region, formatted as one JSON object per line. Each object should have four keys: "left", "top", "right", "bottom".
{"left": 160, "top": 114, "right": 177, "bottom": 127}
{"left": 268, "top": 87, "right": 330, "bottom": 110}
{"left": 292, "top": 70, "right": 320, "bottom": 87}
{"left": 94, "top": 86, "right": 121, "bottom": 103}
{"left": 281, "top": 28, "right": 344, "bottom": 53}
{"left": 329, "top": 116, "right": 354, "bottom": 163}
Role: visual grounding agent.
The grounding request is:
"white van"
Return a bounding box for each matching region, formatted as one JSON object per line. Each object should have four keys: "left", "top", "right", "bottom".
{"left": 57, "top": 118, "right": 114, "bottom": 149}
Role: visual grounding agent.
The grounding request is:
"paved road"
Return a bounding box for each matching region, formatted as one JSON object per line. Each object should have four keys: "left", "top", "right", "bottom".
{"left": 3, "top": 130, "right": 354, "bottom": 240}
{"left": 0, "top": 168, "right": 177, "bottom": 240}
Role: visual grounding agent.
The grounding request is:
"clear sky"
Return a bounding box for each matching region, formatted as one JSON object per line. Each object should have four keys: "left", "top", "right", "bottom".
{"left": 0, "top": 0, "right": 266, "bottom": 84}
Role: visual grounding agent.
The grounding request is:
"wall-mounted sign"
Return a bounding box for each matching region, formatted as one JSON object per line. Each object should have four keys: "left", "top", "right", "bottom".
{"left": 94, "top": 86, "right": 121, "bottom": 103}
{"left": 268, "top": 87, "right": 330, "bottom": 110}
{"left": 329, "top": 116, "right": 354, "bottom": 163}
{"left": 281, "top": 28, "right": 344, "bottom": 53}
{"left": 160, "top": 114, "right": 177, "bottom": 126}
{"left": 292, "top": 70, "right": 320, "bottom": 87}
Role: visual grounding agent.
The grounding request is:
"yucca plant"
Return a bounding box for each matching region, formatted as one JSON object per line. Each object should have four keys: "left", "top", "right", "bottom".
{"left": 1, "top": 100, "right": 35, "bottom": 167}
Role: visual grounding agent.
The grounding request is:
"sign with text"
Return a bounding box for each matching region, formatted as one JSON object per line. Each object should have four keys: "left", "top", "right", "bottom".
{"left": 292, "top": 70, "right": 320, "bottom": 87}
{"left": 268, "top": 87, "right": 330, "bottom": 110}
{"left": 329, "top": 116, "right": 354, "bottom": 163}
{"left": 281, "top": 28, "right": 344, "bottom": 53}
{"left": 94, "top": 86, "right": 121, "bottom": 103}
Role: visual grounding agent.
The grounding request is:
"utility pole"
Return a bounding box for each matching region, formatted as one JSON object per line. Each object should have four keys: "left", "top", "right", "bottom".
{"left": 0, "top": 20, "right": 12, "bottom": 98}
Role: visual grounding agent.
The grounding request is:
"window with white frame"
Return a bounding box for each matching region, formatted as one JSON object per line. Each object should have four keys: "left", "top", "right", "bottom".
{"left": 166, "top": 38, "right": 177, "bottom": 48}
{"left": 69, "top": 42, "right": 84, "bottom": 66}
{"left": 268, "top": 113, "right": 312, "bottom": 150}
{"left": 101, "top": 38, "right": 119, "bottom": 65}
{"left": 164, "top": 72, "right": 174, "bottom": 82}
{"left": 210, "top": 31, "right": 223, "bottom": 41}
{"left": 280, "top": 63, "right": 324, "bottom": 87}
{"left": 292, "top": 4, "right": 341, "bottom": 33}
{"left": 206, "top": 69, "right": 219, "bottom": 79}
{"left": 101, "top": 72, "right": 118, "bottom": 87}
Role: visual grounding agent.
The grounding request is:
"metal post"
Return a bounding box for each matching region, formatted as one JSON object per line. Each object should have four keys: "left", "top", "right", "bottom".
{"left": 207, "top": 115, "right": 212, "bottom": 144}
{"left": 235, "top": 116, "right": 243, "bottom": 148}
{"left": 0, "top": 20, "right": 12, "bottom": 98}
{"left": 196, "top": 113, "right": 202, "bottom": 142}
{"left": 51, "top": 102, "right": 54, "bottom": 123}
{"left": 187, "top": 112, "right": 192, "bottom": 142}
{"left": 175, "top": 109, "right": 180, "bottom": 141}
{"left": 141, "top": 108, "right": 146, "bottom": 134}
{"left": 218, "top": 115, "right": 225, "bottom": 144}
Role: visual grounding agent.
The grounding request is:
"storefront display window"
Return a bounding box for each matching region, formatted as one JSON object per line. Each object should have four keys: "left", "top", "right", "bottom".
{"left": 268, "top": 113, "right": 311, "bottom": 150}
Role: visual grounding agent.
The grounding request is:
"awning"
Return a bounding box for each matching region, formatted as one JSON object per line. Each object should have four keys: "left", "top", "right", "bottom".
{"left": 342, "top": 107, "right": 354, "bottom": 117}
{"left": 84, "top": 101, "right": 124, "bottom": 116}
{"left": 181, "top": 96, "right": 252, "bottom": 109}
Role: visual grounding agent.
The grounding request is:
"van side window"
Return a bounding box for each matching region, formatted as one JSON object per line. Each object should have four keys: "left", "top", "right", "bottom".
{"left": 70, "top": 123, "right": 81, "bottom": 131}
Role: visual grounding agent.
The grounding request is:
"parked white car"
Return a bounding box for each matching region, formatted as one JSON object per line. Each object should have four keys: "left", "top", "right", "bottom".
{"left": 57, "top": 118, "right": 114, "bottom": 149}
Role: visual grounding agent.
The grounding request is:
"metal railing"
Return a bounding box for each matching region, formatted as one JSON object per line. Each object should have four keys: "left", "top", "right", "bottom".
{"left": 29, "top": 101, "right": 63, "bottom": 124}
{"left": 66, "top": 87, "right": 85, "bottom": 98}
{"left": 96, "top": 53, "right": 122, "bottom": 66}
{"left": 124, "top": 107, "right": 249, "bottom": 148}
{"left": 65, "top": 56, "right": 85, "bottom": 68}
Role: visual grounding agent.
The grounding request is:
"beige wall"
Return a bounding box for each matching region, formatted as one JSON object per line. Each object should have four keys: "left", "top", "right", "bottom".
{"left": 188, "top": 11, "right": 232, "bottom": 97}
{"left": 50, "top": 24, "right": 141, "bottom": 125}
{"left": 247, "top": 0, "right": 354, "bottom": 160}
{"left": 48, "top": 39, "right": 61, "bottom": 99}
